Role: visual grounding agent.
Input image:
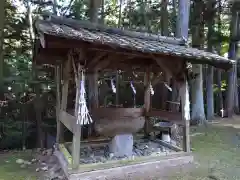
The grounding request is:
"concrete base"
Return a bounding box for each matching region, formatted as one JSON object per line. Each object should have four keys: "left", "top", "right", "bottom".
{"left": 109, "top": 134, "right": 133, "bottom": 157}
{"left": 55, "top": 143, "right": 194, "bottom": 180}
{"left": 69, "top": 153, "right": 194, "bottom": 180}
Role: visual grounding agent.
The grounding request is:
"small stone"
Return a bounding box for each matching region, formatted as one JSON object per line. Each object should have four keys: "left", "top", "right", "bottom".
{"left": 20, "top": 164, "right": 26, "bottom": 168}
{"left": 24, "top": 161, "right": 32, "bottom": 165}
{"left": 109, "top": 153, "right": 114, "bottom": 159}
{"left": 90, "top": 153, "right": 94, "bottom": 158}
{"left": 58, "top": 175, "right": 65, "bottom": 180}
{"left": 31, "top": 158, "right": 37, "bottom": 163}
{"left": 46, "top": 149, "right": 53, "bottom": 156}
{"left": 41, "top": 162, "right": 47, "bottom": 166}
{"left": 36, "top": 148, "right": 41, "bottom": 153}
{"left": 100, "top": 157, "right": 106, "bottom": 163}
{"left": 42, "top": 150, "right": 47, "bottom": 156}
{"left": 36, "top": 168, "right": 40, "bottom": 172}
{"left": 41, "top": 166, "right": 48, "bottom": 171}
{"left": 16, "top": 159, "right": 24, "bottom": 164}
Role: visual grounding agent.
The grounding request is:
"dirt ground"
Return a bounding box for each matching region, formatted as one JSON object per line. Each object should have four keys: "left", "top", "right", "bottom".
{"left": 0, "top": 117, "right": 240, "bottom": 180}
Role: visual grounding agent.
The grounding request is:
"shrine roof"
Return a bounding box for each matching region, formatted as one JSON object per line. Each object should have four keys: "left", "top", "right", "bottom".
{"left": 34, "top": 14, "right": 234, "bottom": 70}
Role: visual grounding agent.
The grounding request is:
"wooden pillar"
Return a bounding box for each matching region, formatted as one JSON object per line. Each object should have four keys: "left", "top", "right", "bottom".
{"left": 88, "top": 70, "right": 99, "bottom": 137}
{"left": 57, "top": 56, "right": 71, "bottom": 144}
{"left": 179, "top": 78, "right": 190, "bottom": 152}
{"left": 144, "top": 67, "right": 151, "bottom": 136}
{"left": 72, "top": 62, "right": 83, "bottom": 169}
{"left": 55, "top": 65, "right": 62, "bottom": 143}
{"left": 88, "top": 71, "right": 99, "bottom": 110}
{"left": 115, "top": 71, "right": 119, "bottom": 105}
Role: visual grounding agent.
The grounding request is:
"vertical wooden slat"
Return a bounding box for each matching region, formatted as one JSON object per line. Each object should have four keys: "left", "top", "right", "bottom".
{"left": 57, "top": 56, "right": 71, "bottom": 145}
{"left": 179, "top": 78, "right": 190, "bottom": 152}
{"left": 55, "top": 65, "right": 62, "bottom": 143}
{"left": 144, "top": 67, "right": 151, "bottom": 136}
{"left": 61, "top": 59, "right": 71, "bottom": 111}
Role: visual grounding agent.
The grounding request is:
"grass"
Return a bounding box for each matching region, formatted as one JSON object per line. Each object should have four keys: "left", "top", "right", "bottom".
{"left": 164, "top": 123, "right": 240, "bottom": 180}
{"left": 0, "top": 120, "right": 240, "bottom": 180}
{"left": 0, "top": 151, "right": 39, "bottom": 180}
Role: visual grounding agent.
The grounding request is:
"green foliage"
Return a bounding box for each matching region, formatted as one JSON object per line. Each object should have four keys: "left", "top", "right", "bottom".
{"left": 0, "top": 0, "right": 235, "bottom": 149}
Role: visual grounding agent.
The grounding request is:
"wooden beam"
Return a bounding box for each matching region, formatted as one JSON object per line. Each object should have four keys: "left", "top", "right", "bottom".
{"left": 179, "top": 78, "right": 190, "bottom": 152}
{"left": 152, "top": 139, "right": 182, "bottom": 152}
{"left": 144, "top": 67, "right": 151, "bottom": 136}
{"left": 146, "top": 109, "right": 182, "bottom": 124}
{"left": 59, "top": 110, "right": 75, "bottom": 132}
{"left": 86, "top": 52, "right": 106, "bottom": 68}
{"left": 151, "top": 72, "right": 163, "bottom": 86}
{"left": 154, "top": 57, "right": 172, "bottom": 78}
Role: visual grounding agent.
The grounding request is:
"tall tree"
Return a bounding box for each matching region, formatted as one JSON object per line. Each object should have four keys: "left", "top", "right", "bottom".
{"left": 191, "top": 0, "right": 206, "bottom": 124}
{"left": 226, "top": 3, "right": 239, "bottom": 117}
{"left": 0, "top": 0, "right": 6, "bottom": 99}
{"left": 160, "top": 0, "right": 169, "bottom": 110}
{"left": 216, "top": 0, "right": 224, "bottom": 116}
{"left": 88, "top": 0, "right": 101, "bottom": 136}
{"left": 206, "top": 0, "right": 216, "bottom": 120}
{"left": 161, "top": 0, "right": 168, "bottom": 36}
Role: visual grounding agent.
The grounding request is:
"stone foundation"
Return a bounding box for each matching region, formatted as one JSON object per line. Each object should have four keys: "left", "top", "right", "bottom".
{"left": 109, "top": 134, "right": 133, "bottom": 157}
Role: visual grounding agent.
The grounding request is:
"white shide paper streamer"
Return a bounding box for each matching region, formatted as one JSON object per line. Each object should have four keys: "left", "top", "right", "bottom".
{"left": 76, "top": 73, "right": 93, "bottom": 125}
{"left": 111, "top": 79, "right": 116, "bottom": 93}
{"left": 130, "top": 81, "right": 136, "bottom": 94}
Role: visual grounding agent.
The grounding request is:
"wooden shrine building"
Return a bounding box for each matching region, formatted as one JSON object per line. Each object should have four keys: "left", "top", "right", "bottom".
{"left": 33, "top": 14, "right": 234, "bottom": 179}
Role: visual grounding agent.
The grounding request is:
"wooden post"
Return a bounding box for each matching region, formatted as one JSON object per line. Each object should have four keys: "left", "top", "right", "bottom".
{"left": 115, "top": 71, "right": 119, "bottom": 105}
{"left": 179, "top": 78, "right": 190, "bottom": 152}
{"left": 88, "top": 70, "right": 99, "bottom": 137}
{"left": 58, "top": 56, "right": 71, "bottom": 145}
{"left": 55, "top": 65, "right": 62, "bottom": 143}
{"left": 72, "top": 63, "right": 82, "bottom": 169}
{"left": 144, "top": 67, "right": 151, "bottom": 137}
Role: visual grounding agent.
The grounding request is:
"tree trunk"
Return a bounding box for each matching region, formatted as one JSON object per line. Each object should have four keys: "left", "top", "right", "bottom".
{"left": 191, "top": 0, "right": 206, "bottom": 124}
{"left": 88, "top": 0, "right": 101, "bottom": 136}
{"left": 160, "top": 0, "right": 169, "bottom": 110}
{"left": 0, "top": 0, "right": 5, "bottom": 99}
{"left": 206, "top": 0, "right": 216, "bottom": 120}
{"left": 226, "top": 8, "right": 239, "bottom": 117}
{"left": 53, "top": 0, "right": 58, "bottom": 14}
{"left": 100, "top": 0, "right": 105, "bottom": 24}
{"left": 216, "top": 0, "right": 224, "bottom": 116}
{"left": 171, "top": 0, "right": 190, "bottom": 112}
{"left": 161, "top": 0, "right": 168, "bottom": 36}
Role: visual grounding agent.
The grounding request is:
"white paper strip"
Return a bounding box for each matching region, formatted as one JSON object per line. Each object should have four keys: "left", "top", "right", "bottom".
{"left": 150, "top": 83, "right": 154, "bottom": 95}
{"left": 164, "top": 83, "right": 172, "bottom": 92}
{"left": 130, "top": 81, "right": 136, "bottom": 94}
{"left": 76, "top": 71, "right": 93, "bottom": 125}
{"left": 111, "top": 79, "right": 116, "bottom": 93}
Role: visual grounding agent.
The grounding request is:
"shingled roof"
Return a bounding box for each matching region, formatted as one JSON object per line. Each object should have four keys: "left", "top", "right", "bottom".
{"left": 34, "top": 15, "right": 234, "bottom": 70}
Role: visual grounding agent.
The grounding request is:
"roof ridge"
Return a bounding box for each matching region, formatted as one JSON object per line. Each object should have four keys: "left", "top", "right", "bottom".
{"left": 42, "top": 13, "right": 186, "bottom": 46}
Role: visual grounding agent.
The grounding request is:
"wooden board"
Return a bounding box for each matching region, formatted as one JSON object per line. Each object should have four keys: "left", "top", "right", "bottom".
{"left": 92, "top": 108, "right": 144, "bottom": 119}
{"left": 59, "top": 110, "right": 75, "bottom": 133}
{"left": 146, "top": 109, "right": 182, "bottom": 124}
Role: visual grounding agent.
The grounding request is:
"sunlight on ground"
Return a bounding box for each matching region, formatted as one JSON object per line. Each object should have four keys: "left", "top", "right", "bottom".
{"left": 164, "top": 118, "right": 240, "bottom": 180}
